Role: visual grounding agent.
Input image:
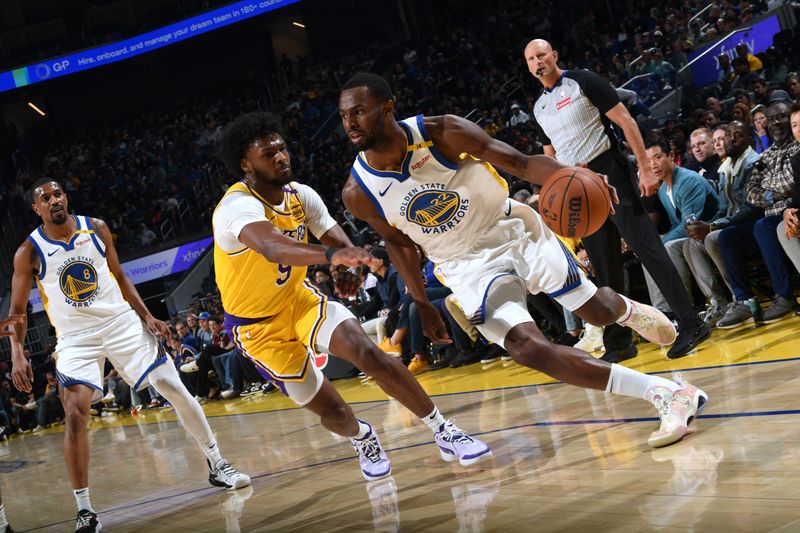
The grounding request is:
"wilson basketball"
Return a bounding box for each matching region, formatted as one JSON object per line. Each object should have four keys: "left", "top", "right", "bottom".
{"left": 538, "top": 167, "right": 611, "bottom": 239}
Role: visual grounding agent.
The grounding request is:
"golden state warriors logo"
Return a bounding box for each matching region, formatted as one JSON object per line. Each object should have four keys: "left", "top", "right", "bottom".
{"left": 58, "top": 259, "right": 98, "bottom": 307}
{"left": 400, "top": 184, "right": 470, "bottom": 234}
{"left": 407, "top": 191, "right": 460, "bottom": 227}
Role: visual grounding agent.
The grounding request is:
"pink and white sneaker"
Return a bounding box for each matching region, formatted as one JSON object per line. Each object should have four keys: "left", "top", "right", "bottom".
{"left": 646, "top": 374, "right": 709, "bottom": 448}
{"left": 618, "top": 299, "right": 677, "bottom": 345}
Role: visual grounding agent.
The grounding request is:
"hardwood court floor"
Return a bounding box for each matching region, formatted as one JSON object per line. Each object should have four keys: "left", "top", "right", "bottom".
{"left": 6, "top": 315, "right": 800, "bottom": 532}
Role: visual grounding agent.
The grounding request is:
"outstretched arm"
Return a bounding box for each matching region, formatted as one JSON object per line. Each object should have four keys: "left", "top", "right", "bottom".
{"left": 343, "top": 177, "right": 451, "bottom": 344}
{"left": 95, "top": 218, "right": 169, "bottom": 338}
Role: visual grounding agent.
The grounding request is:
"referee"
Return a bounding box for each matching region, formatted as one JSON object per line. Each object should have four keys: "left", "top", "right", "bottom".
{"left": 524, "top": 39, "right": 710, "bottom": 360}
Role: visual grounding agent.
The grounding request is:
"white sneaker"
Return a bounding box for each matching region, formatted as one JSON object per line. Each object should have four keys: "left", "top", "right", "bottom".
{"left": 208, "top": 459, "right": 251, "bottom": 490}
{"left": 180, "top": 361, "right": 199, "bottom": 373}
{"left": 101, "top": 391, "right": 116, "bottom": 404}
{"left": 32, "top": 425, "right": 44, "bottom": 433}
{"left": 574, "top": 323, "right": 604, "bottom": 353}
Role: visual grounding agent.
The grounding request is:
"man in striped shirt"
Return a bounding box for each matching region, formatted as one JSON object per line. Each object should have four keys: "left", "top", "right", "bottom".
{"left": 525, "top": 38, "right": 710, "bottom": 360}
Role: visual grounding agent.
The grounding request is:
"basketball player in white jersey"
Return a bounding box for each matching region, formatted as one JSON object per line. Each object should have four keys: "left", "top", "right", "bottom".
{"left": 8, "top": 180, "right": 249, "bottom": 533}
{"left": 339, "top": 73, "right": 709, "bottom": 448}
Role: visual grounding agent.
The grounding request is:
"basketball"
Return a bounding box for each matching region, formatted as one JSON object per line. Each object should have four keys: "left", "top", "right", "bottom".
{"left": 538, "top": 167, "right": 611, "bottom": 239}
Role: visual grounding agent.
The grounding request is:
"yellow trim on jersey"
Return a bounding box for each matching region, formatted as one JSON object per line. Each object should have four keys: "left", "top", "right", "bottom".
{"left": 458, "top": 153, "right": 509, "bottom": 192}
{"left": 408, "top": 140, "right": 433, "bottom": 151}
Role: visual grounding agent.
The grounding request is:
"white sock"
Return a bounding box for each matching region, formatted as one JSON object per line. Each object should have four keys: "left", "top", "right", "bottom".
{"left": 615, "top": 294, "right": 634, "bottom": 324}
{"left": 605, "top": 364, "right": 680, "bottom": 399}
{"left": 0, "top": 504, "right": 7, "bottom": 529}
{"left": 353, "top": 419, "right": 371, "bottom": 440}
{"left": 421, "top": 407, "right": 446, "bottom": 433}
{"left": 74, "top": 487, "right": 94, "bottom": 513}
{"left": 204, "top": 442, "right": 223, "bottom": 467}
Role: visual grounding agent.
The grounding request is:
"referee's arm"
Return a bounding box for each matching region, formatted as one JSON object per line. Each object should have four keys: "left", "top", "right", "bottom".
{"left": 604, "top": 102, "right": 659, "bottom": 196}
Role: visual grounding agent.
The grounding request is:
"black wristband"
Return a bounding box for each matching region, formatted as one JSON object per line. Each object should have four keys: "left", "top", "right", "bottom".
{"left": 324, "top": 247, "right": 338, "bottom": 262}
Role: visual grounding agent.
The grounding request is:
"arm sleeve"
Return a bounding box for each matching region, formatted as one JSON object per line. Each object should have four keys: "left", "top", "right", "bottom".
{"left": 212, "top": 192, "right": 269, "bottom": 252}
{"left": 295, "top": 183, "right": 338, "bottom": 238}
{"left": 568, "top": 70, "right": 622, "bottom": 114}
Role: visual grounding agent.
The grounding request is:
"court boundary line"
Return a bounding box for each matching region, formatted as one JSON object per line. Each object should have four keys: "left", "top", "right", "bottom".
{"left": 99, "top": 354, "right": 800, "bottom": 428}
{"left": 26, "top": 404, "right": 800, "bottom": 530}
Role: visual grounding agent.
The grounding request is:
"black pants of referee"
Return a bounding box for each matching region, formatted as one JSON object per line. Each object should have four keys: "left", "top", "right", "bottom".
{"left": 585, "top": 150, "right": 702, "bottom": 353}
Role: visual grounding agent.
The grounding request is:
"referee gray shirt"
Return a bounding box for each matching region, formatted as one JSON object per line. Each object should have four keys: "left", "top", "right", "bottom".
{"left": 532, "top": 70, "right": 621, "bottom": 165}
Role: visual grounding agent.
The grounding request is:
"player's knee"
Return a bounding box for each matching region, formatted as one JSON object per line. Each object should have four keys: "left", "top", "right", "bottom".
{"left": 63, "top": 399, "right": 90, "bottom": 424}
{"left": 505, "top": 336, "right": 557, "bottom": 371}
{"left": 351, "top": 341, "right": 389, "bottom": 376}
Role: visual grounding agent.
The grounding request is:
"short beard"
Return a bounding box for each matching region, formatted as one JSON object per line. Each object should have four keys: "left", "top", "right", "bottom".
{"left": 357, "top": 114, "right": 386, "bottom": 152}
{"left": 251, "top": 166, "right": 292, "bottom": 187}
{"left": 51, "top": 213, "right": 68, "bottom": 225}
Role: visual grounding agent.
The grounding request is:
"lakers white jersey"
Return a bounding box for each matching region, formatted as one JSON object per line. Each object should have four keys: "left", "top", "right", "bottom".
{"left": 27, "top": 215, "right": 131, "bottom": 336}
{"left": 350, "top": 115, "right": 510, "bottom": 263}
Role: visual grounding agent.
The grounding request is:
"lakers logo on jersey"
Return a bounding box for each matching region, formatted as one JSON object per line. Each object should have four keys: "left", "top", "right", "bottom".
{"left": 407, "top": 190, "right": 461, "bottom": 227}
{"left": 58, "top": 260, "right": 98, "bottom": 306}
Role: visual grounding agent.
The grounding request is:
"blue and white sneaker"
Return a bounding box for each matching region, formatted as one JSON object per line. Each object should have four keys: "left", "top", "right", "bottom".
{"left": 351, "top": 420, "right": 392, "bottom": 481}
{"left": 435, "top": 420, "right": 491, "bottom": 466}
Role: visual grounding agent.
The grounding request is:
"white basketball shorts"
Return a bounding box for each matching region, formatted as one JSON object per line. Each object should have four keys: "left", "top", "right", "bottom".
{"left": 435, "top": 202, "right": 597, "bottom": 348}
{"left": 54, "top": 308, "right": 168, "bottom": 402}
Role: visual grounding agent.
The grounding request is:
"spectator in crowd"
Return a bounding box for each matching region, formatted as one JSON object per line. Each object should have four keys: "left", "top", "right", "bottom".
{"left": 752, "top": 79, "right": 770, "bottom": 107}
{"left": 360, "top": 247, "right": 402, "bottom": 355}
{"left": 717, "top": 53, "right": 734, "bottom": 93}
{"left": 194, "top": 316, "right": 234, "bottom": 400}
{"left": 32, "top": 372, "right": 63, "bottom": 432}
{"left": 686, "top": 127, "right": 722, "bottom": 185}
{"left": 729, "top": 57, "right": 760, "bottom": 96}
{"left": 170, "top": 335, "right": 200, "bottom": 395}
{"left": 195, "top": 312, "right": 213, "bottom": 347}
{"left": 404, "top": 259, "right": 453, "bottom": 374}
{"left": 786, "top": 72, "right": 800, "bottom": 101}
{"left": 763, "top": 47, "right": 789, "bottom": 86}
{"left": 176, "top": 321, "right": 202, "bottom": 352}
{"left": 736, "top": 43, "right": 763, "bottom": 73}
{"left": 713, "top": 124, "right": 729, "bottom": 162}
{"left": 313, "top": 267, "right": 336, "bottom": 297}
{"left": 752, "top": 105, "right": 772, "bottom": 153}
{"left": 777, "top": 103, "right": 800, "bottom": 276}
{"left": 717, "top": 102, "right": 800, "bottom": 327}
{"left": 685, "top": 121, "right": 762, "bottom": 327}
{"left": 508, "top": 103, "right": 531, "bottom": 127}
{"left": 137, "top": 223, "right": 158, "bottom": 246}
{"left": 186, "top": 314, "right": 200, "bottom": 338}
{"left": 642, "top": 140, "right": 720, "bottom": 315}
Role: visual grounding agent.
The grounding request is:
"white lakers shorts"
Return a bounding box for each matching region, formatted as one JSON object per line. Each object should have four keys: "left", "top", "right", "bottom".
{"left": 54, "top": 309, "right": 168, "bottom": 402}
{"left": 435, "top": 202, "right": 597, "bottom": 348}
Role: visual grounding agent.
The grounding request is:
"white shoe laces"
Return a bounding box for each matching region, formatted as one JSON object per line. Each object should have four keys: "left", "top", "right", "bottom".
{"left": 354, "top": 434, "right": 383, "bottom": 463}
{"left": 76, "top": 511, "right": 96, "bottom": 529}
{"left": 439, "top": 421, "right": 474, "bottom": 444}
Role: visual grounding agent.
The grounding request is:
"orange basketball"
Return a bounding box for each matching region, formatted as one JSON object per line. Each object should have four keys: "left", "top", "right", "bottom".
{"left": 538, "top": 167, "right": 611, "bottom": 239}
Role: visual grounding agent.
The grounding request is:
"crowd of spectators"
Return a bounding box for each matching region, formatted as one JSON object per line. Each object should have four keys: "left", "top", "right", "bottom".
{"left": 2, "top": 0, "right": 800, "bottom": 399}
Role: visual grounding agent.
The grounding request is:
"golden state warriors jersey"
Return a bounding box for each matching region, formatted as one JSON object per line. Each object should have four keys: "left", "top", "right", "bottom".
{"left": 26, "top": 215, "right": 130, "bottom": 336}
{"left": 349, "top": 115, "right": 510, "bottom": 263}
{"left": 213, "top": 181, "right": 315, "bottom": 320}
